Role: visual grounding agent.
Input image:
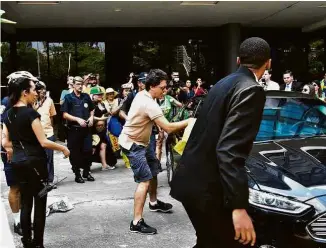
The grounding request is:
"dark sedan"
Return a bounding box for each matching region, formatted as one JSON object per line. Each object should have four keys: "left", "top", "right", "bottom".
{"left": 166, "top": 91, "right": 326, "bottom": 248}
{"left": 245, "top": 91, "right": 326, "bottom": 248}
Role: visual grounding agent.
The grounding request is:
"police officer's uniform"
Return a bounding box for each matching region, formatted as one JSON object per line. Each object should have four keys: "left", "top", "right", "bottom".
{"left": 61, "top": 91, "right": 95, "bottom": 183}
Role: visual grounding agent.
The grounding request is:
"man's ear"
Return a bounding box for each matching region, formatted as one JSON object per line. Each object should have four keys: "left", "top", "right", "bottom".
{"left": 236, "top": 57, "right": 241, "bottom": 65}
{"left": 266, "top": 59, "right": 272, "bottom": 70}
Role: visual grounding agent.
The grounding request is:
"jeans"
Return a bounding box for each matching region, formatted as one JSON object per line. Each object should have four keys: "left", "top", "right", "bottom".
{"left": 45, "top": 135, "right": 55, "bottom": 183}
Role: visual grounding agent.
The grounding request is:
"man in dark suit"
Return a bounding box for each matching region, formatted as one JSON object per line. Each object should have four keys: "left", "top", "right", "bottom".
{"left": 170, "top": 37, "right": 270, "bottom": 247}
{"left": 280, "top": 70, "right": 302, "bottom": 92}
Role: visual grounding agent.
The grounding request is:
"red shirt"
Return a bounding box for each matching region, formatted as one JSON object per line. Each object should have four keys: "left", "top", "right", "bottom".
{"left": 194, "top": 87, "right": 207, "bottom": 96}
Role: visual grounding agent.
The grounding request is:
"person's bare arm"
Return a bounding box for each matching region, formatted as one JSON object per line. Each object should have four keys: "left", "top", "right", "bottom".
{"left": 1, "top": 124, "right": 12, "bottom": 150}
{"left": 87, "top": 110, "right": 94, "bottom": 127}
{"left": 94, "top": 115, "right": 108, "bottom": 121}
{"left": 32, "top": 118, "right": 70, "bottom": 156}
{"left": 1, "top": 124, "right": 13, "bottom": 161}
{"left": 119, "top": 110, "right": 128, "bottom": 120}
{"left": 154, "top": 116, "right": 190, "bottom": 134}
{"left": 171, "top": 98, "right": 183, "bottom": 108}
{"left": 63, "top": 112, "right": 87, "bottom": 127}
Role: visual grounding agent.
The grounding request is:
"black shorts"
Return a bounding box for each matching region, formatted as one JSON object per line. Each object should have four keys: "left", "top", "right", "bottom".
{"left": 2, "top": 151, "right": 18, "bottom": 187}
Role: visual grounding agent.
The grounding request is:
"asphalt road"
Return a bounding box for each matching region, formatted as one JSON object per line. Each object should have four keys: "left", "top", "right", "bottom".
{"left": 1, "top": 147, "right": 196, "bottom": 248}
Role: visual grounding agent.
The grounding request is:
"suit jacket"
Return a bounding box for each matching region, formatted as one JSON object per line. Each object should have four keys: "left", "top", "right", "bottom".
{"left": 279, "top": 81, "right": 303, "bottom": 92}
{"left": 170, "top": 66, "right": 266, "bottom": 211}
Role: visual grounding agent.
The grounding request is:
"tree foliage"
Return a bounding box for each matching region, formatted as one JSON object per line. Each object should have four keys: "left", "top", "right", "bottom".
{"left": 308, "top": 39, "right": 325, "bottom": 78}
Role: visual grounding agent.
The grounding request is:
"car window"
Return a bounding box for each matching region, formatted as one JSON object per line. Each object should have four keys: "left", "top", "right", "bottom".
{"left": 256, "top": 97, "right": 326, "bottom": 141}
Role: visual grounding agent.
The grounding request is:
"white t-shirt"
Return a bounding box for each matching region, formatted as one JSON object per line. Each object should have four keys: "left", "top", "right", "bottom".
{"left": 266, "top": 80, "right": 280, "bottom": 91}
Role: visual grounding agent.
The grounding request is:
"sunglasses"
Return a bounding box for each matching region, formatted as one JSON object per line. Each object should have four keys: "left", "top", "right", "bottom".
{"left": 156, "top": 86, "right": 167, "bottom": 91}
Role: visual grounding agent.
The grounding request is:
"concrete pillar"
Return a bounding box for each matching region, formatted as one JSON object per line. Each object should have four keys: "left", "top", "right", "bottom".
{"left": 105, "top": 41, "right": 133, "bottom": 89}
{"left": 9, "top": 37, "right": 17, "bottom": 72}
{"left": 221, "top": 23, "right": 241, "bottom": 76}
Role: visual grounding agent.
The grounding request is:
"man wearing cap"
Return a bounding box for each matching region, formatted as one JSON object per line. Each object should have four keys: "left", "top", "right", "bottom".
{"left": 61, "top": 76, "right": 95, "bottom": 183}
{"left": 84, "top": 73, "right": 106, "bottom": 98}
{"left": 34, "top": 81, "right": 57, "bottom": 186}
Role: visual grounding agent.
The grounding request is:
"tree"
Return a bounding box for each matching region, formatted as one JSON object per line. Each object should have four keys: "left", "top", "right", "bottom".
{"left": 308, "top": 39, "right": 325, "bottom": 79}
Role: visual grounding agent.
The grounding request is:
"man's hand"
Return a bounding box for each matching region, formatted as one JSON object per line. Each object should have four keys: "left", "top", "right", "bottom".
{"left": 76, "top": 117, "right": 87, "bottom": 127}
{"left": 129, "top": 72, "right": 134, "bottom": 78}
{"left": 6, "top": 148, "right": 13, "bottom": 162}
{"left": 232, "top": 209, "right": 256, "bottom": 246}
{"left": 87, "top": 116, "right": 94, "bottom": 127}
{"left": 62, "top": 147, "right": 70, "bottom": 158}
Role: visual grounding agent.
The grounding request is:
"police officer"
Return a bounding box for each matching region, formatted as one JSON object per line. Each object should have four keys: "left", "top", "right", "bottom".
{"left": 61, "top": 76, "right": 95, "bottom": 183}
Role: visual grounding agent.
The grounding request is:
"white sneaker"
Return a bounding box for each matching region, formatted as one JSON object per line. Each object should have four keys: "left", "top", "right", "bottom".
{"left": 102, "top": 166, "right": 116, "bottom": 171}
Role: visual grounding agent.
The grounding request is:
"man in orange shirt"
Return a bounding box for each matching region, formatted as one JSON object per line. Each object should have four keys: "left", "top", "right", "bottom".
{"left": 35, "top": 81, "right": 57, "bottom": 186}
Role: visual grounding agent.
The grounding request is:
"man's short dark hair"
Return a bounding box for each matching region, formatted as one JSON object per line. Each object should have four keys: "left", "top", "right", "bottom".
{"left": 145, "top": 69, "right": 169, "bottom": 91}
{"left": 239, "top": 37, "right": 271, "bottom": 69}
{"left": 283, "top": 70, "right": 293, "bottom": 77}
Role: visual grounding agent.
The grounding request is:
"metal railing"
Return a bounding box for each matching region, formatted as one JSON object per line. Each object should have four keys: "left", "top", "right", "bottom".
{"left": 176, "top": 45, "right": 192, "bottom": 76}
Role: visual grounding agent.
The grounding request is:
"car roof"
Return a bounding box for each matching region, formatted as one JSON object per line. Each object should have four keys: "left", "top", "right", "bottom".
{"left": 265, "top": 90, "right": 315, "bottom": 99}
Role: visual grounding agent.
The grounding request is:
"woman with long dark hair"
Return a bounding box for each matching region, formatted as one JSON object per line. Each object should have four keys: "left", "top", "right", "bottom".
{"left": 2, "top": 72, "right": 70, "bottom": 248}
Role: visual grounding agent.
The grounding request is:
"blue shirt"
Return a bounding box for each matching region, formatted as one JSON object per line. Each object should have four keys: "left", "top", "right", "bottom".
{"left": 1, "top": 96, "right": 10, "bottom": 125}
{"left": 61, "top": 91, "right": 94, "bottom": 126}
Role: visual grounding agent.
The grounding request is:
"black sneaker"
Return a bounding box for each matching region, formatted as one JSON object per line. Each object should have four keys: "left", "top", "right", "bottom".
{"left": 130, "top": 218, "right": 157, "bottom": 235}
{"left": 75, "top": 175, "right": 85, "bottom": 183}
{"left": 149, "top": 200, "right": 173, "bottom": 213}
{"left": 14, "top": 222, "right": 23, "bottom": 236}
{"left": 82, "top": 173, "right": 95, "bottom": 181}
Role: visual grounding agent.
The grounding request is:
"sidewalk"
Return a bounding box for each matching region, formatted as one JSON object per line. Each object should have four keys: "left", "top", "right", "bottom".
{"left": 1, "top": 147, "right": 195, "bottom": 248}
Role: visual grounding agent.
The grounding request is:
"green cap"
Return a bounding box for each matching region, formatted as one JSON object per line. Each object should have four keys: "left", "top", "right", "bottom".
{"left": 90, "top": 86, "right": 103, "bottom": 95}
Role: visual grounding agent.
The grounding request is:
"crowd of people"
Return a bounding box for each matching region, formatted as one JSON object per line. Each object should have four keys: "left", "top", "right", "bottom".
{"left": 1, "top": 36, "right": 326, "bottom": 248}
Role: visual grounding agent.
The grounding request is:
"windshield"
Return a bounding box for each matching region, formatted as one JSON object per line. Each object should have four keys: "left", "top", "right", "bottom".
{"left": 256, "top": 97, "right": 326, "bottom": 141}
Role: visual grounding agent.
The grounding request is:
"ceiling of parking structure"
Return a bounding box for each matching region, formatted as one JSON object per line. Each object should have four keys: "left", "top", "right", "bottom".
{"left": 1, "top": 1, "right": 326, "bottom": 30}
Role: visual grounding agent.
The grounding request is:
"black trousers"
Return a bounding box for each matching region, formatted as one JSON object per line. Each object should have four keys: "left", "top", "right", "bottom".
{"left": 12, "top": 159, "right": 48, "bottom": 245}
{"left": 182, "top": 198, "right": 251, "bottom": 248}
{"left": 67, "top": 126, "right": 92, "bottom": 175}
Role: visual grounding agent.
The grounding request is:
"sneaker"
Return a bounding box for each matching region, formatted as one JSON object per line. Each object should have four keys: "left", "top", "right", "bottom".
{"left": 130, "top": 218, "right": 157, "bottom": 235}
{"left": 82, "top": 173, "right": 95, "bottom": 181}
{"left": 14, "top": 223, "right": 23, "bottom": 236}
{"left": 102, "top": 165, "right": 115, "bottom": 171}
{"left": 149, "top": 200, "right": 173, "bottom": 213}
